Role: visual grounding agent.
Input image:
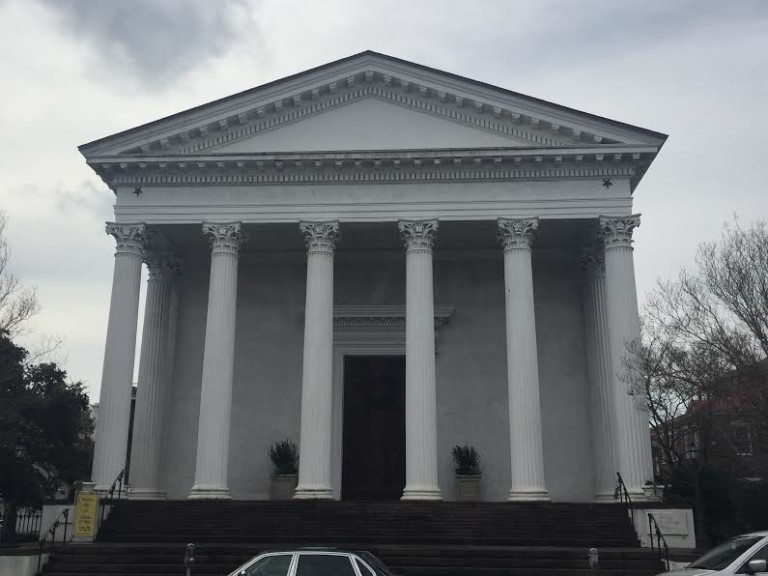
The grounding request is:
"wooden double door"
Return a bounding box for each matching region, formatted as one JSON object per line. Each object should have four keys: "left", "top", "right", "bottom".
{"left": 341, "top": 356, "right": 406, "bottom": 501}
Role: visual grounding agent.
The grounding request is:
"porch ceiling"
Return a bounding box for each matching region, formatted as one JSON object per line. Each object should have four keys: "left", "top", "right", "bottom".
{"left": 149, "top": 218, "right": 597, "bottom": 256}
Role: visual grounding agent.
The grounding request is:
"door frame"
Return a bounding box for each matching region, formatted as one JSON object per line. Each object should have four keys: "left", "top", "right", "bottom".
{"left": 332, "top": 343, "right": 405, "bottom": 500}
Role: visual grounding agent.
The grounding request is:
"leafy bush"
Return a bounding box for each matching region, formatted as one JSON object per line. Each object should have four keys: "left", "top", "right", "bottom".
{"left": 452, "top": 445, "right": 481, "bottom": 475}
{"left": 269, "top": 440, "right": 299, "bottom": 475}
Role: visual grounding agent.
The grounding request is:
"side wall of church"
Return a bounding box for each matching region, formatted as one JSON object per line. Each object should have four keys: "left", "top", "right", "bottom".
{"left": 161, "top": 252, "right": 595, "bottom": 501}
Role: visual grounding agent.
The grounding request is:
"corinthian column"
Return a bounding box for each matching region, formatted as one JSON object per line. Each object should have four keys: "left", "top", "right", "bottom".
{"left": 129, "top": 253, "right": 181, "bottom": 500}
{"left": 498, "top": 218, "right": 549, "bottom": 501}
{"left": 599, "top": 215, "right": 653, "bottom": 497}
{"left": 295, "top": 221, "right": 339, "bottom": 500}
{"left": 92, "top": 223, "right": 146, "bottom": 491}
{"left": 399, "top": 219, "right": 442, "bottom": 501}
{"left": 189, "top": 222, "right": 245, "bottom": 499}
{"left": 582, "top": 249, "right": 618, "bottom": 501}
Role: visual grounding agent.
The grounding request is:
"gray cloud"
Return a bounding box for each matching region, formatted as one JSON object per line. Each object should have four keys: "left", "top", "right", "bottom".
{"left": 39, "top": 0, "right": 256, "bottom": 88}
{"left": 446, "top": 0, "right": 768, "bottom": 81}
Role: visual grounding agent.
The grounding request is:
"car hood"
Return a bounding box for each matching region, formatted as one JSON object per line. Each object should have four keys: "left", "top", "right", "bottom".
{"left": 657, "top": 569, "right": 715, "bottom": 576}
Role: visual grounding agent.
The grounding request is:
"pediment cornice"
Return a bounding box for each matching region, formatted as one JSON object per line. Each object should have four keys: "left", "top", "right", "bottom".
{"left": 123, "top": 74, "right": 591, "bottom": 156}
{"left": 80, "top": 53, "right": 666, "bottom": 161}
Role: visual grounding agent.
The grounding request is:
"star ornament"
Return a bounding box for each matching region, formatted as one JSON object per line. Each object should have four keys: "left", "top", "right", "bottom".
{"left": 602, "top": 179, "right": 613, "bottom": 189}
{"left": 133, "top": 186, "right": 143, "bottom": 196}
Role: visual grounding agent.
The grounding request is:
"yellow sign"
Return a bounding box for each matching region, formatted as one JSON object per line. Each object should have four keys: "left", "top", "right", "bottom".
{"left": 74, "top": 492, "right": 98, "bottom": 538}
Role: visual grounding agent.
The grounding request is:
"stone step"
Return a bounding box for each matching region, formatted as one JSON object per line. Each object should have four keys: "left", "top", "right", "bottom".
{"left": 41, "top": 501, "right": 663, "bottom": 576}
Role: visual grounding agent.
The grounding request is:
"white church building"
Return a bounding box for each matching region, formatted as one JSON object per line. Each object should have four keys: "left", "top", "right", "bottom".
{"left": 80, "top": 52, "right": 666, "bottom": 503}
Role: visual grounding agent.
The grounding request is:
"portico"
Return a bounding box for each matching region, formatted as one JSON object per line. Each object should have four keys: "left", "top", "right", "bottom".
{"left": 80, "top": 51, "right": 666, "bottom": 503}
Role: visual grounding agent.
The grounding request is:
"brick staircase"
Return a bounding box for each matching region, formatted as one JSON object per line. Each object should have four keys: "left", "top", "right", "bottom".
{"left": 42, "top": 501, "right": 665, "bottom": 576}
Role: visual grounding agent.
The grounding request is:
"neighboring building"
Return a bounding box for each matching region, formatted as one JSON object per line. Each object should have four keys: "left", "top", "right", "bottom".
{"left": 651, "top": 378, "right": 768, "bottom": 481}
{"left": 78, "top": 52, "right": 667, "bottom": 502}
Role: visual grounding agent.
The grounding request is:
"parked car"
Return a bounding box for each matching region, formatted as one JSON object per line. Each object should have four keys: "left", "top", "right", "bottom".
{"left": 228, "top": 548, "right": 395, "bottom": 576}
{"left": 658, "top": 532, "right": 768, "bottom": 576}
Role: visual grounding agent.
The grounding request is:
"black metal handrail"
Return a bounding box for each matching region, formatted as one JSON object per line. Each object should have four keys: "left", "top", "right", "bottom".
{"left": 0, "top": 507, "right": 43, "bottom": 543}
{"left": 99, "top": 468, "right": 125, "bottom": 529}
{"left": 36, "top": 509, "right": 70, "bottom": 574}
{"left": 648, "top": 513, "right": 670, "bottom": 571}
{"left": 614, "top": 472, "right": 635, "bottom": 524}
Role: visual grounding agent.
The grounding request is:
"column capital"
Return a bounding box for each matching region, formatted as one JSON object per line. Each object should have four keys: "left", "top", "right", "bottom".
{"left": 599, "top": 214, "right": 640, "bottom": 248}
{"left": 579, "top": 246, "right": 606, "bottom": 274}
{"left": 202, "top": 222, "right": 245, "bottom": 255}
{"left": 145, "top": 252, "right": 183, "bottom": 281}
{"left": 106, "top": 222, "right": 146, "bottom": 255}
{"left": 498, "top": 217, "right": 539, "bottom": 250}
{"left": 299, "top": 221, "right": 340, "bottom": 253}
{"left": 399, "top": 219, "right": 438, "bottom": 252}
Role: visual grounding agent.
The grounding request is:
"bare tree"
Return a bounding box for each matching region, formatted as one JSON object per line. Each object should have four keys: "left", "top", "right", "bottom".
{"left": 631, "top": 219, "right": 768, "bottom": 474}
{"left": 0, "top": 211, "right": 39, "bottom": 335}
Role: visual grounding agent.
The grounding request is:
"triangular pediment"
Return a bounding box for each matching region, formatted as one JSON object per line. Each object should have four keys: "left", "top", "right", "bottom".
{"left": 80, "top": 52, "right": 666, "bottom": 161}
{"left": 210, "top": 97, "right": 534, "bottom": 153}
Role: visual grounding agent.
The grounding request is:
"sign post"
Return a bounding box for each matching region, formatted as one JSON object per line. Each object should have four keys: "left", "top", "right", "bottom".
{"left": 73, "top": 483, "right": 99, "bottom": 542}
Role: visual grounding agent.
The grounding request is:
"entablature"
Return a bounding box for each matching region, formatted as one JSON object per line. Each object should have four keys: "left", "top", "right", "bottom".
{"left": 92, "top": 144, "right": 656, "bottom": 191}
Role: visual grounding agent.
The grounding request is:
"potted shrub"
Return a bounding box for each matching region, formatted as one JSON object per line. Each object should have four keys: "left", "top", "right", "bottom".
{"left": 642, "top": 480, "right": 663, "bottom": 501}
{"left": 269, "top": 440, "right": 299, "bottom": 500}
{"left": 452, "top": 445, "right": 481, "bottom": 501}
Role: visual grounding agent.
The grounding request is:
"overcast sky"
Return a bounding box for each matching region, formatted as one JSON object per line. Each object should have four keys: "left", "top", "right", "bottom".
{"left": 1, "top": 0, "right": 767, "bottom": 402}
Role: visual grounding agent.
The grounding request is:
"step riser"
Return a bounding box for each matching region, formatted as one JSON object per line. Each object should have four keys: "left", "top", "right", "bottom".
{"left": 42, "top": 502, "right": 664, "bottom": 576}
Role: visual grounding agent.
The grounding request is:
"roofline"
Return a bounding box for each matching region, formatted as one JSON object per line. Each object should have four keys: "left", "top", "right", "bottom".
{"left": 79, "top": 50, "right": 668, "bottom": 153}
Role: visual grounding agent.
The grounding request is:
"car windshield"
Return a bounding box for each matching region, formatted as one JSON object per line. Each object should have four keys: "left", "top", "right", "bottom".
{"left": 358, "top": 552, "right": 394, "bottom": 576}
{"left": 689, "top": 537, "right": 763, "bottom": 571}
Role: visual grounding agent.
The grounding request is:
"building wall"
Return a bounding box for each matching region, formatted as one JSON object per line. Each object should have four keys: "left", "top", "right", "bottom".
{"left": 161, "top": 250, "right": 595, "bottom": 501}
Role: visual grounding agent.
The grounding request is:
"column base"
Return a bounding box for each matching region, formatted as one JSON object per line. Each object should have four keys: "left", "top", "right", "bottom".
{"left": 401, "top": 487, "right": 443, "bottom": 501}
{"left": 188, "top": 486, "right": 231, "bottom": 500}
{"left": 508, "top": 487, "right": 550, "bottom": 502}
{"left": 128, "top": 488, "right": 167, "bottom": 500}
{"left": 594, "top": 491, "right": 618, "bottom": 503}
{"left": 293, "top": 487, "right": 334, "bottom": 500}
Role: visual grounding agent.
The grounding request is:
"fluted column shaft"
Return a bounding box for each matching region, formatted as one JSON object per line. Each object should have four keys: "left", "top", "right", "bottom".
{"left": 129, "top": 254, "right": 179, "bottom": 499}
{"left": 295, "top": 221, "right": 339, "bottom": 500}
{"left": 600, "top": 215, "right": 653, "bottom": 497}
{"left": 189, "top": 222, "right": 244, "bottom": 499}
{"left": 498, "top": 218, "right": 549, "bottom": 502}
{"left": 582, "top": 251, "right": 618, "bottom": 500}
{"left": 399, "top": 220, "right": 442, "bottom": 501}
{"left": 92, "top": 223, "right": 146, "bottom": 491}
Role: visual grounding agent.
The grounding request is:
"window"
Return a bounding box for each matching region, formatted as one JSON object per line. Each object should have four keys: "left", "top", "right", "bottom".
{"left": 355, "top": 559, "right": 376, "bottom": 576}
{"left": 732, "top": 422, "right": 753, "bottom": 456}
{"left": 241, "top": 554, "right": 293, "bottom": 576}
{"left": 357, "top": 552, "right": 394, "bottom": 576}
{"left": 685, "top": 428, "right": 700, "bottom": 460}
{"left": 737, "top": 541, "right": 768, "bottom": 573}
{"left": 296, "top": 554, "right": 356, "bottom": 576}
{"left": 690, "top": 536, "right": 763, "bottom": 571}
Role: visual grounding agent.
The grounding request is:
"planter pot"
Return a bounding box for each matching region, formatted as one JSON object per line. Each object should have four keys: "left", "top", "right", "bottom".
{"left": 456, "top": 474, "right": 481, "bottom": 501}
{"left": 271, "top": 474, "right": 298, "bottom": 500}
{"left": 642, "top": 485, "right": 663, "bottom": 502}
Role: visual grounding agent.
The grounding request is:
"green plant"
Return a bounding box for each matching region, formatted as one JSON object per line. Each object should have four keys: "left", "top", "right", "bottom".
{"left": 452, "top": 445, "right": 480, "bottom": 475}
{"left": 269, "top": 440, "right": 299, "bottom": 475}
